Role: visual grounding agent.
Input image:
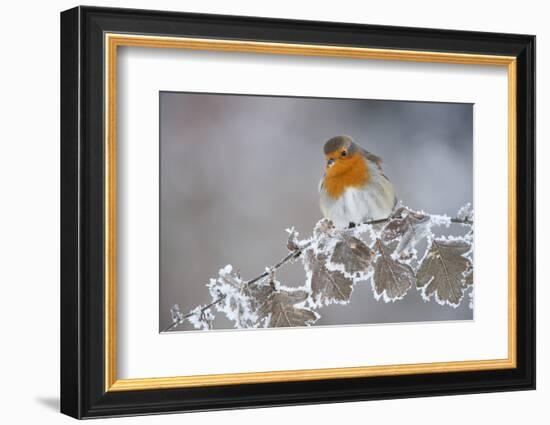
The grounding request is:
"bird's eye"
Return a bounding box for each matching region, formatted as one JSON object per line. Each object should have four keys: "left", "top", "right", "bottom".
{"left": 341, "top": 150, "right": 347, "bottom": 157}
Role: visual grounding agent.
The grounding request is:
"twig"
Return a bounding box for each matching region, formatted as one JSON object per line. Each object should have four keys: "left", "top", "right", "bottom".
{"left": 246, "top": 245, "right": 308, "bottom": 286}
{"left": 360, "top": 217, "right": 393, "bottom": 226}
{"left": 450, "top": 217, "right": 473, "bottom": 225}
{"left": 359, "top": 210, "right": 473, "bottom": 227}
{"left": 162, "top": 295, "right": 226, "bottom": 332}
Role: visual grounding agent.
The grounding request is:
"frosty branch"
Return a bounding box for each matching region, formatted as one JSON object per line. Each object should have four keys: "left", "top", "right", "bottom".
{"left": 164, "top": 204, "right": 474, "bottom": 332}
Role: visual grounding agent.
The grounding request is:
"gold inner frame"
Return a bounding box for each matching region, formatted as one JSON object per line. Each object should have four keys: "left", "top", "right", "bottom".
{"left": 104, "top": 33, "right": 517, "bottom": 392}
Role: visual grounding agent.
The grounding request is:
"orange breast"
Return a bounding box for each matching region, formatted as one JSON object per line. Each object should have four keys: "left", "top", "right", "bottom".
{"left": 323, "top": 154, "right": 370, "bottom": 199}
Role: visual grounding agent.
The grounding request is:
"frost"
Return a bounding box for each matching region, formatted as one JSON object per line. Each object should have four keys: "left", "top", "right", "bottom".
{"left": 301, "top": 221, "right": 357, "bottom": 306}
{"left": 207, "top": 266, "right": 261, "bottom": 328}
{"left": 286, "top": 226, "right": 301, "bottom": 251}
{"left": 256, "top": 287, "right": 318, "bottom": 327}
{"left": 165, "top": 203, "right": 474, "bottom": 331}
{"left": 370, "top": 239, "right": 415, "bottom": 302}
{"left": 416, "top": 237, "right": 473, "bottom": 307}
{"left": 187, "top": 305, "right": 215, "bottom": 330}
{"left": 429, "top": 214, "right": 452, "bottom": 228}
{"left": 381, "top": 208, "right": 432, "bottom": 257}
{"left": 468, "top": 286, "right": 474, "bottom": 310}
{"left": 304, "top": 250, "right": 354, "bottom": 307}
{"left": 457, "top": 203, "right": 474, "bottom": 222}
{"left": 220, "top": 264, "right": 233, "bottom": 276}
{"left": 170, "top": 304, "right": 185, "bottom": 325}
{"left": 329, "top": 234, "right": 374, "bottom": 277}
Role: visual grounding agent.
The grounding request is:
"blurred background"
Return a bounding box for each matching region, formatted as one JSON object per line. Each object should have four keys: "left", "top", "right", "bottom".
{"left": 159, "top": 92, "right": 473, "bottom": 332}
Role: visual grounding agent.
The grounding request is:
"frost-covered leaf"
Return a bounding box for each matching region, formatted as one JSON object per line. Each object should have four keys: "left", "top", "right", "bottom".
{"left": 314, "top": 218, "right": 335, "bottom": 237}
{"left": 286, "top": 226, "right": 301, "bottom": 251}
{"left": 463, "top": 267, "right": 473, "bottom": 286}
{"left": 206, "top": 261, "right": 316, "bottom": 329}
{"left": 172, "top": 203, "right": 475, "bottom": 332}
{"left": 188, "top": 305, "right": 215, "bottom": 330}
{"left": 417, "top": 238, "right": 473, "bottom": 306}
{"left": 371, "top": 239, "right": 415, "bottom": 302}
{"left": 207, "top": 265, "right": 260, "bottom": 328}
{"left": 300, "top": 220, "right": 355, "bottom": 306}
{"left": 456, "top": 203, "right": 474, "bottom": 223}
{"left": 467, "top": 285, "right": 474, "bottom": 310}
{"left": 381, "top": 208, "right": 432, "bottom": 256}
{"left": 170, "top": 304, "right": 185, "bottom": 325}
{"left": 241, "top": 280, "right": 274, "bottom": 313}
{"left": 380, "top": 207, "right": 409, "bottom": 241}
{"left": 329, "top": 234, "right": 374, "bottom": 276}
{"left": 256, "top": 288, "right": 318, "bottom": 327}
{"left": 304, "top": 250, "right": 354, "bottom": 306}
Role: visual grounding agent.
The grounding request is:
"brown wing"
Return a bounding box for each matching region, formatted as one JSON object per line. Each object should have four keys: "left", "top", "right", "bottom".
{"left": 360, "top": 148, "right": 383, "bottom": 170}
{"left": 360, "top": 148, "right": 395, "bottom": 207}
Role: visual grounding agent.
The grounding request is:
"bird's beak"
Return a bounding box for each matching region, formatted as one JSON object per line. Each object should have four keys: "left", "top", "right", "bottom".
{"left": 327, "top": 158, "right": 335, "bottom": 168}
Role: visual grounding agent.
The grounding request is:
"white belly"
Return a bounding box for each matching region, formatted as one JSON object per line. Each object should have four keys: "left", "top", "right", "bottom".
{"left": 320, "top": 181, "right": 395, "bottom": 228}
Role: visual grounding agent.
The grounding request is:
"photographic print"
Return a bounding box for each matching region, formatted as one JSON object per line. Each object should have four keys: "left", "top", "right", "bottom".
{"left": 61, "top": 9, "right": 535, "bottom": 417}
{"left": 160, "top": 92, "right": 474, "bottom": 333}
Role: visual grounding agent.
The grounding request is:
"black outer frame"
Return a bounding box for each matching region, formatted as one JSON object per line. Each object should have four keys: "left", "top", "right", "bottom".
{"left": 60, "top": 5, "right": 535, "bottom": 419}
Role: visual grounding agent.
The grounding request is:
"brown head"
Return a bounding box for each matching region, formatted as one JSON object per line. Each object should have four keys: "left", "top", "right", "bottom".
{"left": 322, "top": 135, "right": 370, "bottom": 198}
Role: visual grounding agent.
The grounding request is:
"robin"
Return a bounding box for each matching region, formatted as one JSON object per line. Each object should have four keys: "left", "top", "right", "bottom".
{"left": 319, "top": 135, "right": 397, "bottom": 228}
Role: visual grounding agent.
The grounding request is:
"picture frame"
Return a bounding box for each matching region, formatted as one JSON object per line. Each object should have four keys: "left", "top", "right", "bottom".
{"left": 60, "top": 5, "right": 535, "bottom": 419}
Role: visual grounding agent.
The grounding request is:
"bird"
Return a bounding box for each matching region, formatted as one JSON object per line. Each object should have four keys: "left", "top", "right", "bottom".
{"left": 319, "top": 135, "right": 397, "bottom": 228}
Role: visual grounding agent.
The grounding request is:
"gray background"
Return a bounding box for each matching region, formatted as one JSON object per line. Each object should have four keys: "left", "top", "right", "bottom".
{"left": 160, "top": 92, "right": 473, "bottom": 332}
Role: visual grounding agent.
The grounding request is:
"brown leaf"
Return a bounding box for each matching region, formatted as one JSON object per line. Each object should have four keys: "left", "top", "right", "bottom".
{"left": 371, "top": 239, "right": 415, "bottom": 301}
{"left": 380, "top": 207, "right": 408, "bottom": 241}
{"left": 417, "top": 238, "right": 472, "bottom": 306}
{"left": 242, "top": 281, "right": 274, "bottom": 313}
{"left": 256, "top": 289, "right": 318, "bottom": 327}
{"left": 381, "top": 209, "right": 431, "bottom": 255}
{"left": 208, "top": 267, "right": 276, "bottom": 328}
{"left": 305, "top": 250, "right": 354, "bottom": 306}
{"left": 314, "top": 218, "right": 334, "bottom": 237}
{"left": 286, "top": 227, "right": 300, "bottom": 251}
{"left": 330, "top": 235, "right": 374, "bottom": 275}
{"left": 464, "top": 268, "right": 473, "bottom": 286}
